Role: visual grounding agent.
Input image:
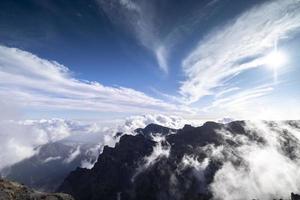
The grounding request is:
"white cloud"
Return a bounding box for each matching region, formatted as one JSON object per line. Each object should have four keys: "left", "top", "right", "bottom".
{"left": 202, "top": 84, "right": 274, "bottom": 119}
{"left": 96, "top": 0, "right": 169, "bottom": 72}
{"left": 78, "top": 114, "right": 201, "bottom": 169}
{"left": 64, "top": 146, "right": 81, "bottom": 163}
{"left": 143, "top": 135, "right": 170, "bottom": 168}
{"left": 119, "top": 114, "right": 203, "bottom": 134}
{"left": 42, "top": 156, "right": 62, "bottom": 163}
{"left": 0, "top": 100, "right": 21, "bottom": 121}
{"left": 96, "top": 0, "right": 219, "bottom": 73}
{"left": 0, "top": 118, "right": 74, "bottom": 170}
{"left": 23, "top": 119, "right": 71, "bottom": 142}
{"left": 204, "top": 83, "right": 300, "bottom": 120}
{"left": 155, "top": 45, "right": 169, "bottom": 73}
{"left": 181, "top": 155, "right": 209, "bottom": 182}
{"left": 215, "top": 87, "right": 240, "bottom": 98}
{"left": 80, "top": 160, "right": 95, "bottom": 169}
{"left": 80, "top": 144, "right": 101, "bottom": 169}
{"left": 0, "top": 118, "right": 109, "bottom": 170}
{"left": 119, "top": 0, "right": 140, "bottom": 12}
{"left": 210, "top": 85, "right": 274, "bottom": 109}
{"left": 211, "top": 154, "right": 300, "bottom": 200}
{"left": 180, "top": 0, "right": 300, "bottom": 104}
{"left": 0, "top": 113, "right": 200, "bottom": 170}
{"left": 132, "top": 134, "right": 171, "bottom": 181}
{"left": 0, "top": 45, "right": 190, "bottom": 115}
{"left": 0, "top": 121, "right": 47, "bottom": 170}
{"left": 209, "top": 120, "right": 300, "bottom": 200}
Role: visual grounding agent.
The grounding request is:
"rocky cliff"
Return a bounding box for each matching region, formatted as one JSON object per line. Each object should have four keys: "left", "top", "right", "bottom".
{"left": 0, "top": 178, "right": 74, "bottom": 200}
{"left": 58, "top": 121, "right": 300, "bottom": 200}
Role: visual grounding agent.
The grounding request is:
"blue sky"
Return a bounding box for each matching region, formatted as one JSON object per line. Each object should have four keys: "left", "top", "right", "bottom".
{"left": 0, "top": 0, "right": 300, "bottom": 120}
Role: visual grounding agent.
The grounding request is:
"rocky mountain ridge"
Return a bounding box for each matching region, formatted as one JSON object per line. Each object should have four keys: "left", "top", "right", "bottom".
{"left": 0, "top": 178, "right": 74, "bottom": 200}
{"left": 58, "top": 120, "right": 300, "bottom": 200}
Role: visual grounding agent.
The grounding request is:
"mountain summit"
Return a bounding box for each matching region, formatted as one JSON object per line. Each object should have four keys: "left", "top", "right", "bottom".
{"left": 58, "top": 120, "right": 300, "bottom": 200}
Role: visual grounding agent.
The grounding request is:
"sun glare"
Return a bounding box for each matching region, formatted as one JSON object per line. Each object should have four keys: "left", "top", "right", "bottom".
{"left": 264, "top": 50, "right": 287, "bottom": 68}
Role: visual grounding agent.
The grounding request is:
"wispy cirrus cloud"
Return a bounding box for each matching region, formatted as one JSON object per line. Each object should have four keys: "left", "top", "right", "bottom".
{"left": 202, "top": 82, "right": 300, "bottom": 120}
{"left": 96, "top": 0, "right": 220, "bottom": 74}
{"left": 208, "top": 84, "right": 274, "bottom": 110}
{"left": 97, "top": 0, "right": 169, "bottom": 72}
{"left": 202, "top": 84, "right": 274, "bottom": 118}
{"left": 180, "top": 0, "right": 300, "bottom": 104}
{"left": 0, "top": 45, "right": 189, "bottom": 115}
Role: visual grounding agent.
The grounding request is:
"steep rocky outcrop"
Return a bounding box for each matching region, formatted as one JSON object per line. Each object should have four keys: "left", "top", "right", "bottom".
{"left": 0, "top": 178, "right": 74, "bottom": 200}
{"left": 58, "top": 121, "right": 300, "bottom": 200}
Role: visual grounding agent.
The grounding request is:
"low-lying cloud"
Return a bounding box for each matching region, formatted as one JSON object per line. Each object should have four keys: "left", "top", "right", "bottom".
{"left": 208, "top": 121, "right": 300, "bottom": 200}
{"left": 0, "top": 114, "right": 198, "bottom": 170}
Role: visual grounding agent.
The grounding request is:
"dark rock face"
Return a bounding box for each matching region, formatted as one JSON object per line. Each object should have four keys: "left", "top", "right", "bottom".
{"left": 135, "top": 123, "right": 176, "bottom": 137}
{"left": 292, "top": 193, "right": 300, "bottom": 200}
{"left": 59, "top": 134, "right": 156, "bottom": 200}
{"left": 58, "top": 121, "right": 300, "bottom": 200}
{"left": 58, "top": 123, "right": 226, "bottom": 200}
{"left": 0, "top": 178, "right": 74, "bottom": 200}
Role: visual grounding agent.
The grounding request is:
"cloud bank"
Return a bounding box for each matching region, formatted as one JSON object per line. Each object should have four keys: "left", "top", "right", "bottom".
{"left": 0, "top": 119, "right": 70, "bottom": 170}
{"left": 208, "top": 121, "right": 300, "bottom": 200}
{"left": 0, "top": 45, "right": 190, "bottom": 115}
{"left": 0, "top": 114, "right": 199, "bottom": 170}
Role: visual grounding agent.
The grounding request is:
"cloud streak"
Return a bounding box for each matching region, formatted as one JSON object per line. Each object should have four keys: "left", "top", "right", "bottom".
{"left": 96, "top": 0, "right": 169, "bottom": 73}
{"left": 180, "top": 0, "right": 300, "bottom": 104}
{"left": 96, "top": 0, "right": 220, "bottom": 73}
{"left": 0, "top": 45, "right": 190, "bottom": 115}
{"left": 203, "top": 84, "right": 274, "bottom": 118}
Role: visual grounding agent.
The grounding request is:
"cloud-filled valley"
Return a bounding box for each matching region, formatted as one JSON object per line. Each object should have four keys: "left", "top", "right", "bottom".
{"left": 0, "top": 114, "right": 201, "bottom": 170}
{"left": 52, "top": 119, "right": 300, "bottom": 200}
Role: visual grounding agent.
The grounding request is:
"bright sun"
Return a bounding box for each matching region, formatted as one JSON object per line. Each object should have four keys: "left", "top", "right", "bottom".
{"left": 264, "top": 50, "right": 287, "bottom": 68}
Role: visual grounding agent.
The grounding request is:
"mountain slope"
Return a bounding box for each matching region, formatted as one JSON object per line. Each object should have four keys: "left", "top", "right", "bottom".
{"left": 58, "top": 121, "right": 300, "bottom": 200}
{"left": 1, "top": 141, "right": 100, "bottom": 192}
{"left": 0, "top": 178, "right": 74, "bottom": 200}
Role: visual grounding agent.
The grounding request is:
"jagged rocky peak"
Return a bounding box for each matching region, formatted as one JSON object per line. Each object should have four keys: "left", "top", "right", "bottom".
{"left": 113, "top": 123, "right": 176, "bottom": 139}
{"left": 58, "top": 120, "right": 300, "bottom": 200}
{"left": 135, "top": 123, "right": 177, "bottom": 136}
{"left": 0, "top": 178, "right": 74, "bottom": 200}
{"left": 292, "top": 193, "right": 300, "bottom": 200}
{"left": 182, "top": 124, "right": 195, "bottom": 130}
{"left": 113, "top": 132, "right": 123, "bottom": 138}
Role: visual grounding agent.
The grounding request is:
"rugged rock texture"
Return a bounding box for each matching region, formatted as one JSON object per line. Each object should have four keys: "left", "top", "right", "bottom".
{"left": 58, "top": 121, "right": 300, "bottom": 200}
{"left": 292, "top": 193, "right": 300, "bottom": 200}
{"left": 0, "top": 178, "right": 74, "bottom": 200}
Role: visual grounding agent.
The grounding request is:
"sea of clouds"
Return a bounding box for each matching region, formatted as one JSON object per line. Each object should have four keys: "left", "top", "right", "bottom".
{"left": 0, "top": 111, "right": 203, "bottom": 170}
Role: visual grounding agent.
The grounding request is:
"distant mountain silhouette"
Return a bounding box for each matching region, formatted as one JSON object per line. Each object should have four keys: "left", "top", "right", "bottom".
{"left": 1, "top": 141, "right": 99, "bottom": 192}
